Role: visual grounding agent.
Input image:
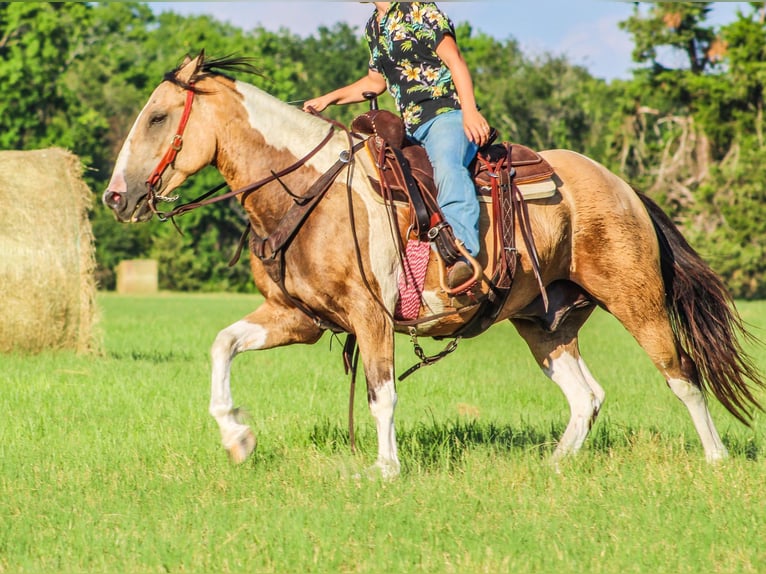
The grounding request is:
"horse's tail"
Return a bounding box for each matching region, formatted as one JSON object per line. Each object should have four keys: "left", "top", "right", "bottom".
{"left": 637, "top": 192, "right": 764, "bottom": 425}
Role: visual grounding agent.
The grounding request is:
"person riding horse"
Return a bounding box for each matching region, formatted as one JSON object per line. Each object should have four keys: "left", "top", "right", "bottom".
{"left": 303, "top": 1, "right": 490, "bottom": 289}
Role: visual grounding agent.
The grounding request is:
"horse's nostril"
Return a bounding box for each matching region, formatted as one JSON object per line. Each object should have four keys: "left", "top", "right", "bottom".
{"left": 103, "top": 190, "right": 122, "bottom": 208}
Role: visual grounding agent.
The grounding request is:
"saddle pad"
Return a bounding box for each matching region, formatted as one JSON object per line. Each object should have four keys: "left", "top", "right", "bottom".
{"left": 477, "top": 178, "right": 557, "bottom": 201}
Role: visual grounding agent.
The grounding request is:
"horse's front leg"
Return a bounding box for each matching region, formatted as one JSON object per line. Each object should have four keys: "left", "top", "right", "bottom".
{"left": 355, "top": 315, "right": 400, "bottom": 479}
{"left": 209, "top": 300, "right": 323, "bottom": 463}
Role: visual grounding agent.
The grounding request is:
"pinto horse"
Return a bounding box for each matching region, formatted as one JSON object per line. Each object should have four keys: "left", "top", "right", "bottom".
{"left": 104, "top": 53, "right": 763, "bottom": 477}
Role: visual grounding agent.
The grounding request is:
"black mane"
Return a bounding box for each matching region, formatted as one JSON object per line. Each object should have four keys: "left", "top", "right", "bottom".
{"left": 164, "top": 53, "right": 261, "bottom": 92}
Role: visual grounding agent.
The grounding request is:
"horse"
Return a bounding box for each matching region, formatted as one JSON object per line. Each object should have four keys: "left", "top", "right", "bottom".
{"left": 103, "top": 53, "right": 764, "bottom": 477}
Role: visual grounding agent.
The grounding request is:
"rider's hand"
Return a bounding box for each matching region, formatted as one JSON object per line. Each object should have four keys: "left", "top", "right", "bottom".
{"left": 463, "top": 107, "right": 491, "bottom": 147}
{"left": 303, "top": 96, "right": 332, "bottom": 113}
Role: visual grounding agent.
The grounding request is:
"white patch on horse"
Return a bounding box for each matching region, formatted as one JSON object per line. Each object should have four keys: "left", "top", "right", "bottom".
{"left": 355, "top": 190, "right": 400, "bottom": 313}
{"left": 209, "top": 319, "right": 268, "bottom": 449}
{"left": 417, "top": 290, "right": 447, "bottom": 324}
{"left": 369, "top": 378, "right": 400, "bottom": 478}
{"left": 666, "top": 377, "right": 728, "bottom": 462}
{"left": 108, "top": 96, "right": 156, "bottom": 194}
{"left": 543, "top": 350, "right": 603, "bottom": 459}
{"left": 235, "top": 80, "right": 350, "bottom": 174}
{"left": 235, "top": 81, "right": 400, "bottom": 311}
{"left": 347, "top": 141, "right": 403, "bottom": 312}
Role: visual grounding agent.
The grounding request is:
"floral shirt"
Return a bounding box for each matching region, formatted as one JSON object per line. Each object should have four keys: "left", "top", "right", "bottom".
{"left": 365, "top": 2, "right": 460, "bottom": 135}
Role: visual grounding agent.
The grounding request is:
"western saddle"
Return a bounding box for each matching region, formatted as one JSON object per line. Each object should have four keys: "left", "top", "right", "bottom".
{"left": 351, "top": 102, "right": 555, "bottom": 322}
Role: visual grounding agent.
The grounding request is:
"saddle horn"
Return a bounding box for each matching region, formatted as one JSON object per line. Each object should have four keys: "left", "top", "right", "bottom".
{"left": 362, "top": 91, "right": 379, "bottom": 111}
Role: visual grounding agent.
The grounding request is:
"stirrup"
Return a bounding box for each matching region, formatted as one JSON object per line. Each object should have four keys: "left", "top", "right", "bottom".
{"left": 438, "top": 242, "right": 482, "bottom": 296}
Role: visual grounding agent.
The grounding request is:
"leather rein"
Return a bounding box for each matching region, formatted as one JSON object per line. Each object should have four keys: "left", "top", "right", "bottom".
{"left": 144, "top": 85, "right": 345, "bottom": 222}
{"left": 143, "top": 85, "right": 362, "bottom": 331}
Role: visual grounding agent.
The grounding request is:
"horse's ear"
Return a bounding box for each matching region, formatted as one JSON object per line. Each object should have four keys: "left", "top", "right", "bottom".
{"left": 177, "top": 50, "right": 205, "bottom": 84}
{"left": 194, "top": 49, "right": 206, "bottom": 75}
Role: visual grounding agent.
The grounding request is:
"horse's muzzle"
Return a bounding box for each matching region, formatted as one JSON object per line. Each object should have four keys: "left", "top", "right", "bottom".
{"left": 102, "top": 189, "right": 151, "bottom": 222}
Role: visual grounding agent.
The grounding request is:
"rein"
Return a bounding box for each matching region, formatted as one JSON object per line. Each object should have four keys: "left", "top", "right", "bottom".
{"left": 143, "top": 86, "right": 358, "bottom": 331}
{"left": 149, "top": 122, "right": 339, "bottom": 222}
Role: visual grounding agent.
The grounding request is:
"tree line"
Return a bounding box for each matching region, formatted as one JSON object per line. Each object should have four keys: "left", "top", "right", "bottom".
{"left": 1, "top": 2, "right": 764, "bottom": 297}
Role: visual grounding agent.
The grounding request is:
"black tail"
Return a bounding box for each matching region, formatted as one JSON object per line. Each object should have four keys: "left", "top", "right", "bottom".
{"left": 637, "top": 192, "right": 764, "bottom": 425}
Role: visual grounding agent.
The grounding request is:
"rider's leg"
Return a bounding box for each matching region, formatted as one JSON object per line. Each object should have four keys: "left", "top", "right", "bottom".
{"left": 411, "top": 110, "right": 480, "bottom": 257}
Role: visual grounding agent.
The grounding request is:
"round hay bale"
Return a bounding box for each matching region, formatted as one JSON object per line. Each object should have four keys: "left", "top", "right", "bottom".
{"left": 0, "top": 148, "right": 98, "bottom": 354}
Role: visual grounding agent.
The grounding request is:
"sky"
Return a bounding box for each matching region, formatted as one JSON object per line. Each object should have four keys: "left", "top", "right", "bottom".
{"left": 147, "top": 1, "right": 750, "bottom": 81}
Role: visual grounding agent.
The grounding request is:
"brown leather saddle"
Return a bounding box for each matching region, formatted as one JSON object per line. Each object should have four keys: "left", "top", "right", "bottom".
{"left": 351, "top": 110, "right": 553, "bottom": 196}
{"left": 352, "top": 109, "right": 555, "bottom": 208}
{"left": 351, "top": 109, "right": 553, "bottom": 323}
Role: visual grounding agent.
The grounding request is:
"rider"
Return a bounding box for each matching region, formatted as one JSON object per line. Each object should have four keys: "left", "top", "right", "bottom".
{"left": 303, "top": 1, "right": 490, "bottom": 288}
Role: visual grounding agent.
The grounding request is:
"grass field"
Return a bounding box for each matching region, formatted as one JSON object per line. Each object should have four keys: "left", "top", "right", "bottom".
{"left": 1, "top": 293, "right": 765, "bottom": 573}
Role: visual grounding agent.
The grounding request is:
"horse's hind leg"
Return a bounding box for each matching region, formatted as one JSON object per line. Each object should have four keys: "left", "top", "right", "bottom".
{"left": 667, "top": 370, "right": 727, "bottom": 461}
{"left": 209, "top": 301, "right": 323, "bottom": 463}
{"left": 607, "top": 302, "right": 728, "bottom": 461}
{"left": 511, "top": 307, "right": 604, "bottom": 460}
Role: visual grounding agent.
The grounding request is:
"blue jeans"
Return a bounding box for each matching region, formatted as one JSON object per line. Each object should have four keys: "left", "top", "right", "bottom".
{"left": 411, "top": 110, "right": 480, "bottom": 257}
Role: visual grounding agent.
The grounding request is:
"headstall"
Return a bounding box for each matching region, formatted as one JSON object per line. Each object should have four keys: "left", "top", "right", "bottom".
{"left": 145, "top": 84, "right": 196, "bottom": 213}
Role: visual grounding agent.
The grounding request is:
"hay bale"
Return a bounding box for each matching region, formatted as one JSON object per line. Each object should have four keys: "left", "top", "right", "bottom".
{"left": 116, "top": 259, "right": 158, "bottom": 294}
{"left": 0, "top": 148, "right": 98, "bottom": 354}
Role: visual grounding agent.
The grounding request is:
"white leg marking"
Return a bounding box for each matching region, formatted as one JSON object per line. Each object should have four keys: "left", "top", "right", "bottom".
{"left": 578, "top": 357, "right": 606, "bottom": 405}
{"left": 368, "top": 378, "right": 400, "bottom": 479}
{"left": 209, "top": 320, "right": 268, "bottom": 452}
{"left": 545, "top": 351, "right": 603, "bottom": 459}
{"left": 666, "top": 377, "right": 728, "bottom": 462}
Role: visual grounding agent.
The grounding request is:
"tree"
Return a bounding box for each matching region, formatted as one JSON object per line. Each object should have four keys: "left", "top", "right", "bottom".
{"left": 620, "top": 2, "right": 717, "bottom": 75}
{"left": 616, "top": 2, "right": 766, "bottom": 297}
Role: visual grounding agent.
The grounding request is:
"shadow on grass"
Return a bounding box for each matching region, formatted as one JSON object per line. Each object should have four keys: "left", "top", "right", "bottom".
{"left": 311, "top": 417, "right": 575, "bottom": 471}
{"left": 109, "top": 349, "right": 194, "bottom": 363}
{"left": 308, "top": 417, "right": 762, "bottom": 471}
{"left": 724, "top": 434, "right": 761, "bottom": 460}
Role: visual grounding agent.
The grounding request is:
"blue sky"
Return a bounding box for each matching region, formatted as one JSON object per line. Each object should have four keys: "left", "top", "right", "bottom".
{"left": 147, "top": 2, "right": 750, "bottom": 81}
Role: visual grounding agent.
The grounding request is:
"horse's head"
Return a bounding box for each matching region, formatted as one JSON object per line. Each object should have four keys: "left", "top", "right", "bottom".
{"left": 103, "top": 51, "right": 217, "bottom": 222}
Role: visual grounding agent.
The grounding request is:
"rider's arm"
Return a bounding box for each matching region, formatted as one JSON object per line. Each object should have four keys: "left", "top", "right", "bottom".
{"left": 436, "top": 35, "right": 490, "bottom": 146}
{"left": 303, "top": 70, "right": 387, "bottom": 113}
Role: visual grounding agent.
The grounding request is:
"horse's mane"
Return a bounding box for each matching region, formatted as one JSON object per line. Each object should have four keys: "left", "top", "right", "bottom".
{"left": 164, "top": 53, "right": 261, "bottom": 92}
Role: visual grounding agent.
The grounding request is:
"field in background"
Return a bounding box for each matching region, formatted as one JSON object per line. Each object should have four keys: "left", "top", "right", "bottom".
{"left": 1, "top": 293, "right": 765, "bottom": 573}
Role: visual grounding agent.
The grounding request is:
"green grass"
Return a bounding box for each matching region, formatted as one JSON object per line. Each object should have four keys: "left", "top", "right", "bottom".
{"left": 1, "top": 293, "right": 765, "bottom": 573}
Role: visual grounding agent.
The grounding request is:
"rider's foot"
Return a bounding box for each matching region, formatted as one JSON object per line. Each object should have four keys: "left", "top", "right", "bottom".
{"left": 447, "top": 260, "right": 475, "bottom": 289}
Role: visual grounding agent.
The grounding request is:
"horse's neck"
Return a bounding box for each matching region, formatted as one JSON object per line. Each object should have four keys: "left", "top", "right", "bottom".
{"left": 215, "top": 80, "right": 355, "bottom": 233}
{"left": 224, "top": 81, "right": 346, "bottom": 179}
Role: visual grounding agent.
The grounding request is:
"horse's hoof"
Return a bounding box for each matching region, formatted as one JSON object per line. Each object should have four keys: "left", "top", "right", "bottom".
{"left": 227, "top": 429, "right": 256, "bottom": 464}
{"left": 378, "top": 462, "right": 401, "bottom": 481}
{"left": 352, "top": 460, "right": 401, "bottom": 481}
{"left": 705, "top": 448, "right": 729, "bottom": 464}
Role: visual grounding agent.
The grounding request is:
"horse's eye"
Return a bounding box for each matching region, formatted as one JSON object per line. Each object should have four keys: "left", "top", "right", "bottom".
{"left": 149, "top": 113, "right": 167, "bottom": 126}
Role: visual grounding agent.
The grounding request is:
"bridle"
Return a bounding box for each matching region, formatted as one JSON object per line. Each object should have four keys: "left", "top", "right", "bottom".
{"left": 145, "top": 84, "right": 196, "bottom": 214}
{"left": 142, "top": 80, "right": 353, "bottom": 223}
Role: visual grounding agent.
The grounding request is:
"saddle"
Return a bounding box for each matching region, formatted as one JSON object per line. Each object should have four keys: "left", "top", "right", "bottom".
{"left": 352, "top": 109, "right": 556, "bottom": 207}
{"left": 352, "top": 108, "right": 554, "bottom": 334}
